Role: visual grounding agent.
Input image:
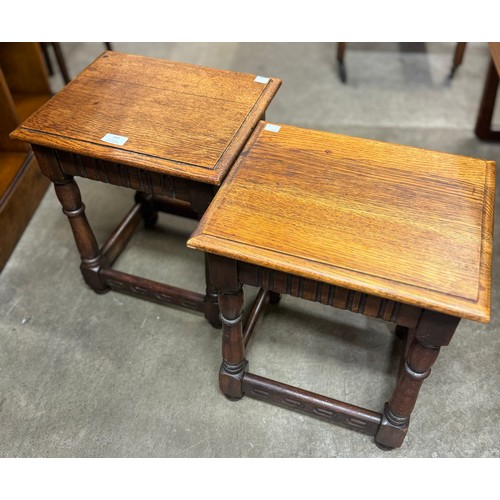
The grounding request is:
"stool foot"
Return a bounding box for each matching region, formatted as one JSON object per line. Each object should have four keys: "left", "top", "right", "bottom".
{"left": 219, "top": 360, "right": 247, "bottom": 400}
{"left": 374, "top": 441, "right": 395, "bottom": 452}
{"left": 375, "top": 403, "right": 409, "bottom": 449}
{"left": 224, "top": 394, "right": 243, "bottom": 402}
{"left": 90, "top": 284, "right": 111, "bottom": 295}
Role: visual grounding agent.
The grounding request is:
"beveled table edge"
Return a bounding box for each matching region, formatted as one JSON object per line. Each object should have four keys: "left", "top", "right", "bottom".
{"left": 188, "top": 122, "right": 495, "bottom": 323}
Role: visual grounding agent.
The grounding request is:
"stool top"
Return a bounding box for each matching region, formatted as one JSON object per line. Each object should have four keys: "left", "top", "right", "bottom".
{"left": 10, "top": 51, "right": 281, "bottom": 185}
{"left": 188, "top": 122, "right": 496, "bottom": 322}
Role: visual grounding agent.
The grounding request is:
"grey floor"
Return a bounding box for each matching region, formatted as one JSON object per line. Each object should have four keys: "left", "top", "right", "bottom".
{"left": 1, "top": 42, "right": 500, "bottom": 458}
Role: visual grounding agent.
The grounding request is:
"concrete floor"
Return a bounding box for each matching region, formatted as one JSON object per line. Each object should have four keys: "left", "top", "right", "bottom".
{"left": 1, "top": 42, "right": 499, "bottom": 459}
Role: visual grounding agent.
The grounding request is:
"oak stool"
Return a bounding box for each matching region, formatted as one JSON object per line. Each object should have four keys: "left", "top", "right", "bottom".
{"left": 11, "top": 51, "right": 281, "bottom": 326}
{"left": 188, "top": 121, "right": 496, "bottom": 448}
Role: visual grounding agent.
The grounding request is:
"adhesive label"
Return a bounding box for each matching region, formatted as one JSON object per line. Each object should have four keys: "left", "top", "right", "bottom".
{"left": 254, "top": 76, "right": 270, "bottom": 84}
{"left": 264, "top": 124, "right": 281, "bottom": 133}
{"left": 101, "top": 133, "right": 128, "bottom": 146}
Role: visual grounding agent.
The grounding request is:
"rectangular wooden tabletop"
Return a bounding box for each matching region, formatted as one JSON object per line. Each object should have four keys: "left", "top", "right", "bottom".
{"left": 10, "top": 51, "right": 281, "bottom": 185}
{"left": 189, "top": 122, "right": 496, "bottom": 322}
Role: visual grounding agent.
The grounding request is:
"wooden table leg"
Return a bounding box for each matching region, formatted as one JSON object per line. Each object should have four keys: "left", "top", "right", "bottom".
{"left": 32, "top": 146, "right": 108, "bottom": 293}
{"left": 449, "top": 42, "right": 467, "bottom": 79}
{"left": 337, "top": 42, "right": 347, "bottom": 83}
{"left": 475, "top": 57, "right": 500, "bottom": 140}
{"left": 219, "top": 287, "right": 246, "bottom": 400}
{"left": 208, "top": 254, "right": 247, "bottom": 398}
{"left": 51, "top": 43, "right": 71, "bottom": 84}
{"left": 375, "top": 310, "right": 460, "bottom": 449}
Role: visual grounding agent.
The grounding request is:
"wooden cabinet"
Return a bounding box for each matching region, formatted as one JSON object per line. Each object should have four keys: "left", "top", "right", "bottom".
{"left": 0, "top": 43, "right": 52, "bottom": 271}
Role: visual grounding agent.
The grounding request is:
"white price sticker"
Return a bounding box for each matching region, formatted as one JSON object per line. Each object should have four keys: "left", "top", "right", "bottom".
{"left": 254, "top": 76, "right": 270, "bottom": 84}
{"left": 101, "top": 133, "right": 128, "bottom": 146}
{"left": 264, "top": 124, "right": 281, "bottom": 133}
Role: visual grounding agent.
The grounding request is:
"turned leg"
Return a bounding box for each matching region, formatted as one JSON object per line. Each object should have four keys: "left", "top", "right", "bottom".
{"left": 53, "top": 176, "right": 108, "bottom": 293}
{"left": 375, "top": 310, "right": 460, "bottom": 449}
{"left": 207, "top": 254, "right": 247, "bottom": 399}
{"left": 31, "top": 146, "right": 108, "bottom": 292}
{"left": 218, "top": 287, "right": 246, "bottom": 400}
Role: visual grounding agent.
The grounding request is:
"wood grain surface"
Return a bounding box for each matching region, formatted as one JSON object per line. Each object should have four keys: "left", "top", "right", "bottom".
{"left": 189, "top": 122, "right": 495, "bottom": 322}
{"left": 11, "top": 51, "right": 281, "bottom": 185}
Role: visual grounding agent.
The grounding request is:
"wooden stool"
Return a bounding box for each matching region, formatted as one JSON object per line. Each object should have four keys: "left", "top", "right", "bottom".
{"left": 10, "top": 51, "right": 281, "bottom": 326}
{"left": 188, "top": 121, "right": 495, "bottom": 449}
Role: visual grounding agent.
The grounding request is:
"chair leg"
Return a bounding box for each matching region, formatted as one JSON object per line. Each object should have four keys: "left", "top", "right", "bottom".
{"left": 337, "top": 42, "right": 347, "bottom": 83}
{"left": 51, "top": 42, "right": 71, "bottom": 84}
{"left": 449, "top": 42, "right": 467, "bottom": 79}
{"left": 39, "top": 43, "right": 54, "bottom": 75}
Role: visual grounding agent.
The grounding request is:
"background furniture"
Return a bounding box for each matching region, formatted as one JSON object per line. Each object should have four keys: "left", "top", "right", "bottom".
{"left": 475, "top": 42, "right": 500, "bottom": 140}
{"left": 188, "top": 121, "right": 495, "bottom": 449}
{"left": 450, "top": 42, "right": 467, "bottom": 78}
{"left": 40, "top": 42, "right": 113, "bottom": 84}
{"left": 336, "top": 42, "right": 468, "bottom": 82}
{"left": 0, "top": 42, "right": 51, "bottom": 271}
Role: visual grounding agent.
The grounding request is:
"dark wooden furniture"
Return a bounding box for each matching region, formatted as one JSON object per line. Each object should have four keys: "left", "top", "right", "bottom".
{"left": 188, "top": 121, "right": 495, "bottom": 449}
{"left": 475, "top": 42, "right": 500, "bottom": 140}
{"left": 449, "top": 42, "right": 467, "bottom": 78}
{"left": 336, "top": 42, "right": 347, "bottom": 83}
{"left": 40, "top": 43, "right": 114, "bottom": 84}
{"left": 11, "top": 51, "right": 281, "bottom": 325}
{"left": 336, "top": 42, "right": 468, "bottom": 82}
{"left": 0, "top": 43, "right": 52, "bottom": 271}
